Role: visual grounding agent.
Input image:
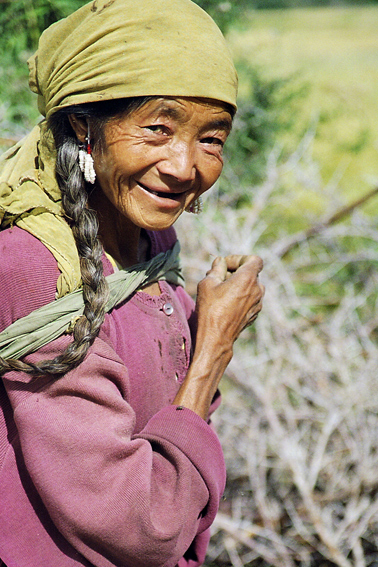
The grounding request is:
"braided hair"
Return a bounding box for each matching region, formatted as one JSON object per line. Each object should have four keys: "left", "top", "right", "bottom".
{"left": 0, "top": 97, "right": 154, "bottom": 377}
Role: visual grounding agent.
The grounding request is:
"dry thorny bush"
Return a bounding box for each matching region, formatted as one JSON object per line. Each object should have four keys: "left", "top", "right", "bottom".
{"left": 176, "top": 145, "right": 378, "bottom": 567}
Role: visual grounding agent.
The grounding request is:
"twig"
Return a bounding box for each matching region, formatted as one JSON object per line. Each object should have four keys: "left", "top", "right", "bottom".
{"left": 272, "top": 186, "right": 378, "bottom": 259}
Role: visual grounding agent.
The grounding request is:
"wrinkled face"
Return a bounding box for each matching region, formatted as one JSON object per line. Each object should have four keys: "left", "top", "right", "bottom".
{"left": 93, "top": 97, "right": 233, "bottom": 231}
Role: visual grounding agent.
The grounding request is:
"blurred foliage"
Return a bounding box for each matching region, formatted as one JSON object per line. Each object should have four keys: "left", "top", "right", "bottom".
{"left": 221, "top": 65, "right": 308, "bottom": 205}
{"left": 194, "top": 0, "right": 252, "bottom": 34}
{"left": 195, "top": 0, "right": 378, "bottom": 18}
{"left": 0, "top": 1, "right": 87, "bottom": 139}
{"left": 253, "top": 0, "right": 378, "bottom": 6}
{"left": 0, "top": 0, "right": 86, "bottom": 55}
{"left": 228, "top": 4, "right": 378, "bottom": 208}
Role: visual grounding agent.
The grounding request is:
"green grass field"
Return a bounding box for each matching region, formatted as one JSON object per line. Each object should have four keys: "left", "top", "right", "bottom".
{"left": 228, "top": 5, "right": 378, "bottom": 207}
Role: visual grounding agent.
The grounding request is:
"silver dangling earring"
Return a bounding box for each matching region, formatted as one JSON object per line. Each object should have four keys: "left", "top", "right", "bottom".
{"left": 78, "top": 124, "right": 96, "bottom": 184}
{"left": 186, "top": 196, "right": 203, "bottom": 214}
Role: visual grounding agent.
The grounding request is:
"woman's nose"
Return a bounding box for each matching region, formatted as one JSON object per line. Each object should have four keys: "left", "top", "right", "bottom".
{"left": 157, "top": 141, "right": 196, "bottom": 183}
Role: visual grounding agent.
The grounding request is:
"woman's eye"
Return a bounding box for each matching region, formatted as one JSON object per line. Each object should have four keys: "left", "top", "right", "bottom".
{"left": 201, "top": 136, "right": 224, "bottom": 147}
{"left": 145, "top": 124, "right": 167, "bottom": 134}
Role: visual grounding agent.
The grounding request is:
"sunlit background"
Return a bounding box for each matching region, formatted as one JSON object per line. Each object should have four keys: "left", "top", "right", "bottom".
{"left": 1, "top": 1, "right": 378, "bottom": 565}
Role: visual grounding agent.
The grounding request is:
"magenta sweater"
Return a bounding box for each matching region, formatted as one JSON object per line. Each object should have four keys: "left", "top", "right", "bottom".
{"left": 0, "top": 226, "right": 225, "bottom": 567}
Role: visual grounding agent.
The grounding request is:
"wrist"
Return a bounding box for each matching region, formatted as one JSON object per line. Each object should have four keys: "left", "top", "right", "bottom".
{"left": 173, "top": 343, "right": 233, "bottom": 419}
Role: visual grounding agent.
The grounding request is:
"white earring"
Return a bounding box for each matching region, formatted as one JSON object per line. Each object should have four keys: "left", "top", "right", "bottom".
{"left": 186, "top": 196, "right": 203, "bottom": 214}
{"left": 78, "top": 124, "right": 96, "bottom": 184}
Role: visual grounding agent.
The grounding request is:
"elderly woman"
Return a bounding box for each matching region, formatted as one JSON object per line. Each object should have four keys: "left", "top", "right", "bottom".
{"left": 0, "top": 0, "right": 264, "bottom": 566}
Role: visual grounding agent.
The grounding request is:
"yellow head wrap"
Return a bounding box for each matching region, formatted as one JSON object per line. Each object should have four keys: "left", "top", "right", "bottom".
{"left": 0, "top": 0, "right": 237, "bottom": 296}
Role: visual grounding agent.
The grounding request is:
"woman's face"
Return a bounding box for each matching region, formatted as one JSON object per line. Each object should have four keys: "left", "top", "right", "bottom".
{"left": 93, "top": 97, "right": 233, "bottom": 231}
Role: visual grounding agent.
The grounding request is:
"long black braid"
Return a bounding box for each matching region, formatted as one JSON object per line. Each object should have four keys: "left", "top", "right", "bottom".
{"left": 0, "top": 97, "right": 154, "bottom": 377}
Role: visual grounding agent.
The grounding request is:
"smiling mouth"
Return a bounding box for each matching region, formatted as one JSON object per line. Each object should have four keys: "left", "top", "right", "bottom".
{"left": 138, "top": 181, "right": 185, "bottom": 201}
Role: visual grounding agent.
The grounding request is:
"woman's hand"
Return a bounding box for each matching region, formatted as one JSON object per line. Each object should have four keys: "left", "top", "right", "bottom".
{"left": 174, "top": 254, "right": 264, "bottom": 419}
{"left": 196, "top": 254, "right": 264, "bottom": 347}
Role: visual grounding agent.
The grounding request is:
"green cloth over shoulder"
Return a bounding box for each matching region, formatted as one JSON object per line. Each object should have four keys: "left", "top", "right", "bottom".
{"left": 0, "top": 241, "right": 184, "bottom": 362}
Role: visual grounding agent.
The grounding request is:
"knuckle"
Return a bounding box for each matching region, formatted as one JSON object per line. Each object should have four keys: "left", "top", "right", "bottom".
{"left": 198, "top": 275, "right": 216, "bottom": 293}
{"left": 198, "top": 276, "right": 208, "bottom": 288}
{"left": 250, "top": 255, "right": 264, "bottom": 271}
{"left": 243, "top": 256, "right": 263, "bottom": 274}
{"left": 197, "top": 278, "right": 208, "bottom": 294}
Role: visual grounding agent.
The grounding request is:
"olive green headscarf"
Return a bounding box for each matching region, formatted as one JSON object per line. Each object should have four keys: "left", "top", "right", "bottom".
{"left": 0, "top": 0, "right": 237, "bottom": 297}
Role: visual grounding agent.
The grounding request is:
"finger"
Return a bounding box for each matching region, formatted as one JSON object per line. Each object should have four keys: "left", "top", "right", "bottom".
{"left": 205, "top": 256, "right": 228, "bottom": 282}
{"left": 225, "top": 254, "right": 263, "bottom": 274}
{"left": 245, "top": 295, "right": 264, "bottom": 327}
{"left": 246, "top": 312, "right": 260, "bottom": 327}
{"left": 223, "top": 254, "right": 247, "bottom": 272}
{"left": 258, "top": 283, "right": 265, "bottom": 298}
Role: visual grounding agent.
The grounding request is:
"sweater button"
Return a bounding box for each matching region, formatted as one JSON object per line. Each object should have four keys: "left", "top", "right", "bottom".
{"left": 163, "top": 302, "right": 174, "bottom": 316}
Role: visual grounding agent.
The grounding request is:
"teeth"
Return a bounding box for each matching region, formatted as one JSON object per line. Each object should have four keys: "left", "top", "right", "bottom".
{"left": 151, "top": 190, "right": 159, "bottom": 196}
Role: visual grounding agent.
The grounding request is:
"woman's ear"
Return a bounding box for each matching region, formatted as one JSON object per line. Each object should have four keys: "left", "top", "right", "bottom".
{"left": 68, "top": 115, "right": 88, "bottom": 143}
